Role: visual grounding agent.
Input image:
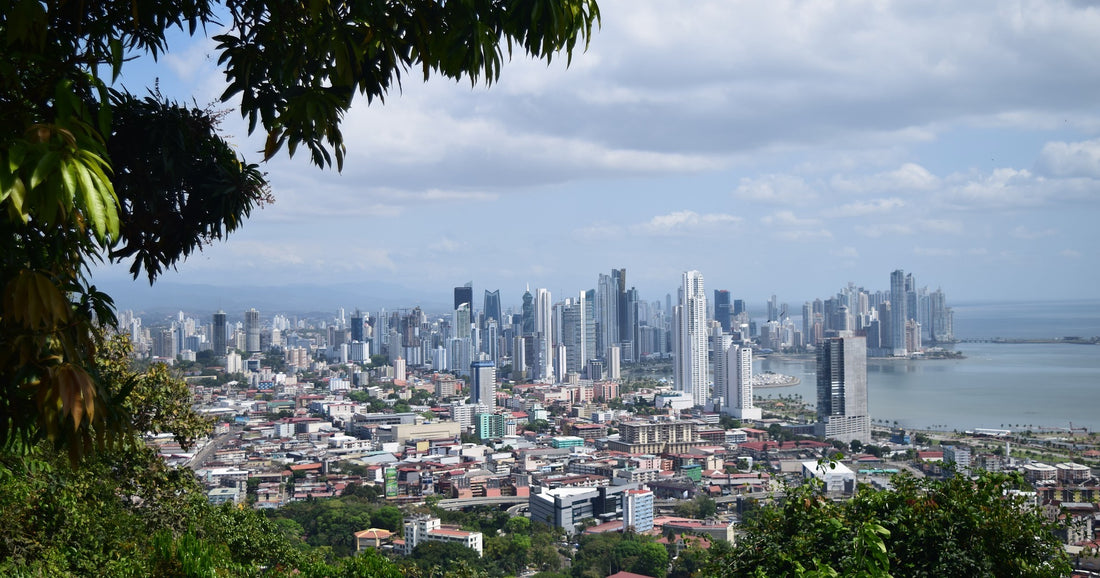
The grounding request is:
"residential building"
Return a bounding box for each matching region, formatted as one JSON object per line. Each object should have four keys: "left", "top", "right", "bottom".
{"left": 724, "top": 343, "right": 760, "bottom": 420}
{"left": 674, "top": 271, "right": 708, "bottom": 406}
{"left": 403, "top": 515, "right": 483, "bottom": 556}
{"left": 623, "top": 488, "right": 655, "bottom": 532}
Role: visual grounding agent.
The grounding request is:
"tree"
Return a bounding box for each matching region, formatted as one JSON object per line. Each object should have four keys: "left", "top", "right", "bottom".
{"left": 0, "top": 0, "right": 600, "bottom": 461}
{"left": 705, "top": 471, "right": 1071, "bottom": 577}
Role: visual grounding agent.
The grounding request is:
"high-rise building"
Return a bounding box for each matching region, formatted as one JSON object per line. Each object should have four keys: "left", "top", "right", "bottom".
{"left": 350, "top": 309, "right": 365, "bottom": 342}
{"left": 212, "top": 310, "right": 227, "bottom": 355}
{"left": 674, "top": 271, "right": 708, "bottom": 406}
{"left": 535, "top": 288, "right": 553, "bottom": 381}
{"left": 725, "top": 344, "right": 760, "bottom": 420}
{"left": 521, "top": 287, "right": 535, "bottom": 335}
{"left": 623, "top": 488, "right": 655, "bottom": 533}
{"left": 483, "top": 290, "right": 502, "bottom": 328}
{"left": 711, "top": 330, "right": 733, "bottom": 402}
{"left": 244, "top": 308, "right": 261, "bottom": 353}
{"left": 471, "top": 357, "right": 497, "bottom": 409}
{"left": 816, "top": 336, "right": 870, "bottom": 443}
{"left": 597, "top": 273, "right": 620, "bottom": 362}
{"left": 714, "top": 289, "right": 732, "bottom": 332}
{"left": 889, "top": 270, "right": 908, "bottom": 356}
{"left": 454, "top": 283, "right": 473, "bottom": 312}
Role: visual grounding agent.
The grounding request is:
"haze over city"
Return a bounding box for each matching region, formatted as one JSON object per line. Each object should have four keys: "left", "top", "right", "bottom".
{"left": 96, "top": 0, "right": 1100, "bottom": 307}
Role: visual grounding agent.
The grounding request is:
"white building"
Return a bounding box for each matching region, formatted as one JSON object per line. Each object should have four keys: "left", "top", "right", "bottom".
{"left": 403, "top": 515, "right": 483, "bottom": 556}
{"left": 623, "top": 488, "right": 655, "bottom": 532}
{"left": 724, "top": 344, "right": 760, "bottom": 420}
{"left": 674, "top": 271, "right": 708, "bottom": 407}
{"left": 801, "top": 460, "right": 855, "bottom": 494}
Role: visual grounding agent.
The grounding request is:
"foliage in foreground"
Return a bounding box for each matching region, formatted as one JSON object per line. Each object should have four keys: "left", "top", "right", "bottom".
{"left": 706, "top": 470, "right": 1072, "bottom": 577}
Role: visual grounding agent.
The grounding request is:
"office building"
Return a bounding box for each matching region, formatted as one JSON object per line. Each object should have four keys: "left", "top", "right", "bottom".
{"left": 212, "top": 310, "right": 227, "bottom": 355}
{"left": 529, "top": 484, "right": 640, "bottom": 534}
{"left": 483, "top": 289, "right": 501, "bottom": 328}
{"left": 471, "top": 357, "right": 496, "bottom": 409}
{"left": 350, "top": 309, "right": 365, "bottom": 342}
{"left": 244, "top": 308, "right": 260, "bottom": 353}
{"left": 816, "top": 336, "right": 870, "bottom": 443}
{"left": 454, "top": 283, "right": 473, "bottom": 312}
{"left": 674, "top": 271, "right": 708, "bottom": 406}
{"left": 714, "top": 289, "right": 732, "bottom": 332}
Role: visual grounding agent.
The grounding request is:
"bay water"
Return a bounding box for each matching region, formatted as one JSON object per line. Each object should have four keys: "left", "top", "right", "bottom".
{"left": 758, "top": 300, "right": 1100, "bottom": 432}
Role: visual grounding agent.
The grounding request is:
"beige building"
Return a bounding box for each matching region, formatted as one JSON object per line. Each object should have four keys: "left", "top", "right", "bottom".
{"left": 608, "top": 419, "right": 702, "bottom": 454}
{"left": 375, "top": 421, "right": 461, "bottom": 444}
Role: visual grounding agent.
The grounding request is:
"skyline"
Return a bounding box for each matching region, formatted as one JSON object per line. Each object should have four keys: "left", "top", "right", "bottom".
{"left": 95, "top": 1, "right": 1100, "bottom": 304}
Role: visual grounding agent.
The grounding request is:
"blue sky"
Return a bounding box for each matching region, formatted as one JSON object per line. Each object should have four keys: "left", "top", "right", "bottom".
{"left": 96, "top": 0, "right": 1100, "bottom": 311}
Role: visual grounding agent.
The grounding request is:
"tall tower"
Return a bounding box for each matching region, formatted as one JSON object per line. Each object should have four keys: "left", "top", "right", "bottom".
{"left": 725, "top": 344, "right": 760, "bottom": 420}
{"left": 483, "top": 290, "right": 502, "bottom": 328}
{"left": 889, "top": 270, "right": 908, "bottom": 356}
{"left": 350, "top": 309, "right": 364, "bottom": 342}
{"left": 454, "top": 283, "right": 473, "bottom": 312}
{"left": 535, "top": 288, "right": 553, "bottom": 381}
{"left": 212, "top": 310, "right": 227, "bottom": 355}
{"left": 597, "top": 273, "right": 620, "bottom": 363}
{"left": 675, "top": 271, "right": 708, "bottom": 407}
{"left": 471, "top": 357, "right": 497, "bottom": 409}
{"left": 244, "top": 308, "right": 260, "bottom": 353}
{"left": 714, "top": 289, "right": 732, "bottom": 332}
{"left": 816, "top": 336, "right": 870, "bottom": 443}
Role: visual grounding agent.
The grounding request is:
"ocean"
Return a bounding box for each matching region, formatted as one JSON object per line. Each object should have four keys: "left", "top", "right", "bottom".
{"left": 758, "top": 300, "right": 1100, "bottom": 432}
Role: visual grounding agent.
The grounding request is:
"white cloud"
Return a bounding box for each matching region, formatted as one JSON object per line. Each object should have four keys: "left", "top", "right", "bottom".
{"left": 830, "top": 164, "right": 939, "bottom": 195}
{"left": 775, "top": 229, "right": 833, "bottom": 242}
{"left": 825, "top": 197, "right": 905, "bottom": 218}
{"left": 733, "top": 174, "right": 817, "bottom": 204}
{"left": 1036, "top": 139, "right": 1100, "bottom": 178}
{"left": 762, "top": 210, "right": 820, "bottom": 227}
{"left": 918, "top": 219, "right": 964, "bottom": 234}
{"left": 1011, "top": 226, "right": 1057, "bottom": 240}
{"left": 855, "top": 223, "right": 914, "bottom": 238}
{"left": 913, "top": 247, "right": 958, "bottom": 257}
{"left": 633, "top": 211, "right": 742, "bottom": 236}
{"left": 830, "top": 246, "right": 860, "bottom": 258}
{"left": 1060, "top": 249, "right": 1082, "bottom": 258}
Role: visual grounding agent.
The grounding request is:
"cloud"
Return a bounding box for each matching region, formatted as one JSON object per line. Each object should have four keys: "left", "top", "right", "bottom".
{"left": 633, "top": 211, "right": 742, "bottom": 236}
{"left": 830, "top": 164, "right": 939, "bottom": 195}
{"left": 1011, "top": 226, "right": 1057, "bottom": 240}
{"left": 855, "top": 223, "right": 914, "bottom": 238}
{"left": 775, "top": 229, "right": 833, "bottom": 242}
{"left": 1060, "top": 249, "right": 1082, "bottom": 258}
{"left": 762, "top": 210, "right": 820, "bottom": 227}
{"left": 825, "top": 197, "right": 905, "bottom": 218}
{"left": 830, "top": 246, "right": 860, "bottom": 258}
{"left": 1036, "top": 139, "right": 1100, "bottom": 178}
{"left": 913, "top": 247, "right": 958, "bottom": 257}
{"left": 918, "top": 219, "right": 964, "bottom": 235}
{"left": 733, "top": 174, "right": 817, "bottom": 204}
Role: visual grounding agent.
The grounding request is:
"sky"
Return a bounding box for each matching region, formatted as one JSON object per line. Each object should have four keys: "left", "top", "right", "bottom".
{"left": 96, "top": 0, "right": 1100, "bottom": 313}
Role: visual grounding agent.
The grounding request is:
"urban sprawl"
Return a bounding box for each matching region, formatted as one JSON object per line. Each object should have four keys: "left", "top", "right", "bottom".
{"left": 122, "top": 268, "right": 1099, "bottom": 564}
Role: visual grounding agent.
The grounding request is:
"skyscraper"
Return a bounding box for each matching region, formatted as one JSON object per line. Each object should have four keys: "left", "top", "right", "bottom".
{"left": 212, "top": 310, "right": 227, "bottom": 355}
{"left": 454, "top": 283, "right": 473, "bottom": 312}
{"left": 816, "top": 336, "right": 870, "bottom": 443}
{"left": 597, "top": 273, "right": 620, "bottom": 362}
{"left": 483, "top": 289, "right": 502, "bottom": 328}
{"left": 725, "top": 344, "right": 760, "bottom": 420}
{"left": 244, "top": 308, "right": 260, "bottom": 353}
{"left": 350, "top": 309, "right": 364, "bottom": 342}
{"left": 471, "top": 357, "right": 497, "bottom": 409}
{"left": 674, "top": 271, "right": 708, "bottom": 407}
{"left": 889, "top": 270, "right": 908, "bottom": 356}
{"left": 714, "top": 289, "right": 732, "bottom": 332}
{"left": 532, "top": 288, "right": 552, "bottom": 380}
